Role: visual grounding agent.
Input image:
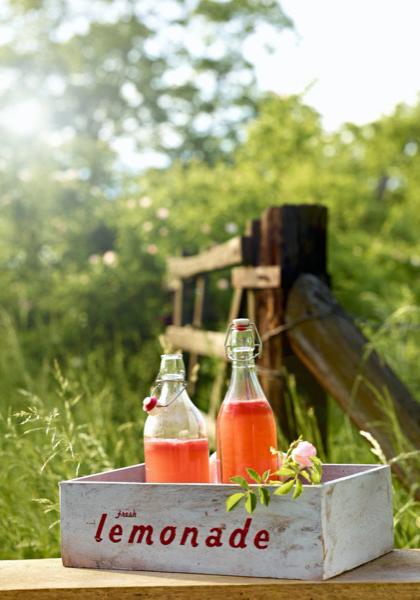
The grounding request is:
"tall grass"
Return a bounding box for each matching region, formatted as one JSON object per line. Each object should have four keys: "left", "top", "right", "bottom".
{"left": 284, "top": 374, "right": 420, "bottom": 549}
{"left": 0, "top": 308, "right": 419, "bottom": 558}
{"left": 0, "top": 310, "right": 152, "bottom": 559}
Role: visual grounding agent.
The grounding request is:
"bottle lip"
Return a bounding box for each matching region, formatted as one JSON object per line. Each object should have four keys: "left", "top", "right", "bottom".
{"left": 159, "top": 353, "right": 185, "bottom": 372}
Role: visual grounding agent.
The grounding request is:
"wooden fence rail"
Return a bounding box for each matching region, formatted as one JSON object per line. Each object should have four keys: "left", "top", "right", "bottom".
{"left": 167, "top": 235, "right": 253, "bottom": 287}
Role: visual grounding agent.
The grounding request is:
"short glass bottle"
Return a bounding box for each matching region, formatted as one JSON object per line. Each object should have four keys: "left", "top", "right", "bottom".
{"left": 143, "top": 353, "right": 210, "bottom": 483}
{"left": 216, "top": 318, "right": 278, "bottom": 483}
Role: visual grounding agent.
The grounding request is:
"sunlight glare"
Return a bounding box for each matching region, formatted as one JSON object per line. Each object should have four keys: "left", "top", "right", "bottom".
{"left": 0, "top": 99, "right": 45, "bottom": 136}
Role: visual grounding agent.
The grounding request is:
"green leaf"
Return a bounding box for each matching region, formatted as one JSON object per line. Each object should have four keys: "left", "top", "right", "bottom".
{"left": 275, "top": 467, "right": 296, "bottom": 477}
{"left": 311, "top": 467, "right": 321, "bottom": 484}
{"left": 262, "top": 470, "right": 271, "bottom": 482}
{"left": 259, "top": 486, "right": 270, "bottom": 506}
{"left": 230, "top": 475, "right": 249, "bottom": 490}
{"left": 245, "top": 491, "right": 257, "bottom": 514}
{"left": 226, "top": 492, "right": 245, "bottom": 512}
{"left": 273, "top": 478, "right": 295, "bottom": 495}
{"left": 293, "top": 479, "right": 303, "bottom": 499}
{"left": 246, "top": 467, "right": 261, "bottom": 483}
{"left": 300, "top": 469, "right": 311, "bottom": 482}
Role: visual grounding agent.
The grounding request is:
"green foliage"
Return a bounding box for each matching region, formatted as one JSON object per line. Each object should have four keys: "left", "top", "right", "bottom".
{"left": 226, "top": 438, "right": 322, "bottom": 513}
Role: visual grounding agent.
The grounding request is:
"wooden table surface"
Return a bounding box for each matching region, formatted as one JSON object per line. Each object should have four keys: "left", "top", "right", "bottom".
{"left": 0, "top": 550, "right": 419, "bottom": 599}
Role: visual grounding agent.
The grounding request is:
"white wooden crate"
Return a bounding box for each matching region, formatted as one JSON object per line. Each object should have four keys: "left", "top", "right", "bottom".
{"left": 60, "top": 463, "right": 393, "bottom": 580}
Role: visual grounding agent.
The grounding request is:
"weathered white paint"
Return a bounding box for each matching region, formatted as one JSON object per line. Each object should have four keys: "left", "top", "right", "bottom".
{"left": 321, "top": 465, "right": 394, "bottom": 579}
{"left": 60, "top": 464, "right": 393, "bottom": 580}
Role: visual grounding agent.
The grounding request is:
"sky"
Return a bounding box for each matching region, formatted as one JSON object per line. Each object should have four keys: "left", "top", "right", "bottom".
{"left": 253, "top": 0, "right": 420, "bottom": 130}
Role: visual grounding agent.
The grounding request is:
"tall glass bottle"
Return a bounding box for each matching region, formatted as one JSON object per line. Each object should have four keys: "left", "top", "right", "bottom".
{"left": 216, "top": 318, "right": 278, "bottom": 483}
{"left": 143, "top": 353, "right": 210, "bottom": 483}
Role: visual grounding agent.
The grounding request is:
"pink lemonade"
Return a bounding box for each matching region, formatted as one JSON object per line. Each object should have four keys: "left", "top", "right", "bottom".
{"left": 144, "top": 438, "right": 210, "bottom": 483}
{"left": 217, "top": 399, "right": 278, "bottom": 484}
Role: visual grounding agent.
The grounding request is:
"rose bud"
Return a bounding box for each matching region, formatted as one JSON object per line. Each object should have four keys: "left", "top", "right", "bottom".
{"left": 291, "top": 441, "right": 317, "bottom": 468}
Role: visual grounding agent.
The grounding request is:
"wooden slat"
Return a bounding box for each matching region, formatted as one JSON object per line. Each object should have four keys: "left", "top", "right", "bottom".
{"left": 167, "top": 277, "right": 182, "bottom": 292}
{"left": 0, "top": 551, "right": 419, "bottom": 598}
{"left": 167, "top": 236, "right": 253, "bottom": 280}
{"left": 232, "top": 266, "right": 280, "bottom": 289}
{"left": 286, "top": 273, "right": 420, "bottom": 491}
{"left": 172, "top": 283, "right": 183, "bottom": 326}
{"left": 166, "top": 326, "right": 225, "bottom": 359}
{"left": 188, "top": 275, "right": 206, "bottom": 394}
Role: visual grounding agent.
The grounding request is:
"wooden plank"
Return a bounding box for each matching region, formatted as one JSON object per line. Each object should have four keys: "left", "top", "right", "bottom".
{"left": 255, "top": 208, "right": 284, "bottom": 428}
{"left": 255, "top": 206, "right": 330, "bottom": 444}
{"left": 245, "top": 218, "right": 261, "bottom": 266}
{"left": 232, "top": 266, "right": 281, "bottom": 289}
{"left": 188, "top": 275, "right": 206, "bottom": 394}
{"left": 286, "top": 273, "right": 420, "bottom": 489}
{"left": 167, "top": 236, "right": 253, "bottom": 279}
{"left": 167, "top": 277, "right": 182, "bottom": 292}
{"left": 172, "top": 283, "right": 183, "bottom": 327}
{"left": 322, "top": 465, "right": 393, "bottom": 579}
{"left": 0, "top": 551, "right": 419, "bottom": 599}
{"left": 166, "top": 325, "right": 225, "bottom": 359}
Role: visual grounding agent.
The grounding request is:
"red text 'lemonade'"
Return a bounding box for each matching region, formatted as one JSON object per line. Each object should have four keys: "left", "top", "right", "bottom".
{"left": 143, "top": 353, "right": 210, "bottom": 483}
{"left": 217, "top": 319, "right": 278, "bottom": 483}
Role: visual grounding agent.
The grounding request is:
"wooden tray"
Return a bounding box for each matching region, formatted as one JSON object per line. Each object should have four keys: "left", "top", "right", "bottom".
{"left": 60, "top": 463, "right": 393, "bottom": 580}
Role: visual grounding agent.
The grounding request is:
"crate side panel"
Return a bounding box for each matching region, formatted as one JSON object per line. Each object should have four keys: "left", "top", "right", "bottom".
{"left": 320, "top": 464, "right": 373, "bottom": 482}
{"left": 60, "top": 482, "right": 323, "bottom": 580}
{"left": 322, "top": 465, "right": 393, "bottom": 579}
{"left": 75, "top": 464, "right": 145, "bottom": 483}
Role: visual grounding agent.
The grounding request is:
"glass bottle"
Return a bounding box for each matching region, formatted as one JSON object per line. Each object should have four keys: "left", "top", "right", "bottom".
{"left": 216, "top": 318, "right": 278, "bottom": 483}
{"left": 143, "top": 353, "right": 210, "bottom": 483}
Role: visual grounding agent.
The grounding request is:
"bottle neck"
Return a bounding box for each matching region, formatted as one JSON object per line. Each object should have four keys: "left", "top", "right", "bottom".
{"left": 158, "top": 378, "right": 186, "bottom": 407}
{"left": 225, "top": 353, "right": 266, "bottom": 402}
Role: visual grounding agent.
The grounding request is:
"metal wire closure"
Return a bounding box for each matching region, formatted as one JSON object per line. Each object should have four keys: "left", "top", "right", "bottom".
{"left": 149, "top": 378, "right": 187, "bottom": 409}
{"left": 224, "top": 320, "right": 262, "bottom": 361}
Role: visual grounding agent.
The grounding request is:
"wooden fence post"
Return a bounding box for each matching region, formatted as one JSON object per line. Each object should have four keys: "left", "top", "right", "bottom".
{"left": 254, "top": 205, "right": 330, "bottom": 445}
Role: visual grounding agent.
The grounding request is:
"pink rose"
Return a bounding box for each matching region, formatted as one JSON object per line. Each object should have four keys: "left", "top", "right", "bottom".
{"left": 291, "top": 441, "right": 317, "bottom": 468}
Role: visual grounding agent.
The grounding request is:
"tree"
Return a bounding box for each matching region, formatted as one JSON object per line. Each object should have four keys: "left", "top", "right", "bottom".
{"left": 0, "top": 0, "right": 292, "bottom": 166}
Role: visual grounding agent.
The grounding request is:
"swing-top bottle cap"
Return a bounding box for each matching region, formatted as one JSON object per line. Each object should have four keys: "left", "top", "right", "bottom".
{"left": 232, "top": 318, "right": 251, "bottom": 331}
{"left": 159, "top": 353, "right": 185, "bottom": 381}
{"left": 225, "top": 319, "right": 262, "bottom": 361}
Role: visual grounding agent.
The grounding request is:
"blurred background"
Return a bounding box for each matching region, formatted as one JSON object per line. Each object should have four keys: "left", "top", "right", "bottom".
{"left": 0, "top": 0, "right": 419, "bottom": 557}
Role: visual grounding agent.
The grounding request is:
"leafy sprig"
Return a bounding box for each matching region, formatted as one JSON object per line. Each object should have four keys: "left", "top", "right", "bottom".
{"left": 226, "top": 437, "right": 323, "bottom": 514}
